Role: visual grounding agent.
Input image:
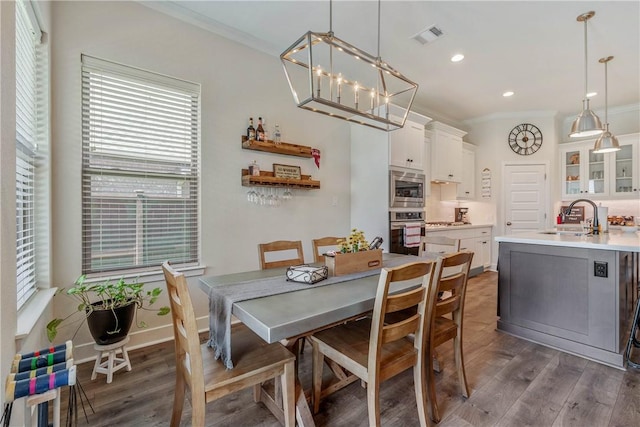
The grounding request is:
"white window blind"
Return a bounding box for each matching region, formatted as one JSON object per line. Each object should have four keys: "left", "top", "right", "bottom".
{"left": 81, "top": 55, "right": 200, "bottom": 275}
{"left": 16, "top": 0, "right": 41, "bottom": 308}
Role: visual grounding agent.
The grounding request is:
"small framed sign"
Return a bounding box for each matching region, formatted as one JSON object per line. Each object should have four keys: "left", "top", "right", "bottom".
{"left": 273, "top": 164, "right": 302, "bottom": 180}
{"left": 560, "top": 206, "right": 584, "bottom": 224}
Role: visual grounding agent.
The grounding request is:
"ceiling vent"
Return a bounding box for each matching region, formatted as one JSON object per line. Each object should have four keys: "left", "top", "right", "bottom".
{"left": 411, "top": 25, "right": 445, "bottom": 45}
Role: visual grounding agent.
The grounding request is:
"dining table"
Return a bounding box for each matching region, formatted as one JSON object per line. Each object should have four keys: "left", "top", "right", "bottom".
{"left": 198, "top": 252, "right": 431, "bottom": 426}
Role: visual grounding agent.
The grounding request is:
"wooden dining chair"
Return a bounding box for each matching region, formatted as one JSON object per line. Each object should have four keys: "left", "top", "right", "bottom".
{"left": 258, "top": 240, "right": 305, "bottom": 269}
{"left": 424, "top": 251, "right": 474, "bottom": 423}
{"left": 418, "top": 235, "right": 461, "bottom": 256}
{"left": 309, "top": 260, "right": 439, "bottom": 427}
{"left": 311, "top": 236, "right": 343, "bottom": 263}
{"left": 161, "top": 262, "right": 296, "bottom": 427}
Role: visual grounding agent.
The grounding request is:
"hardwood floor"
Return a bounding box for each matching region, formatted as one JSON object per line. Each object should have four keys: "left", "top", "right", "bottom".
{"left": 59, "top": 271, "right": 640, "bottom": 426}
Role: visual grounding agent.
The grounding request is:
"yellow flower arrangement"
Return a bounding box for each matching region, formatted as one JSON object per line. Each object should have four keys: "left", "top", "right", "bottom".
{"left": 337, "top": 228, "right": 370, "bottom": 253}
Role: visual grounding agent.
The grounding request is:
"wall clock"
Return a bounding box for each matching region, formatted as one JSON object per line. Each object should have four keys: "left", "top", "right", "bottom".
{"left": 508, "top": 123, "right": 543, "bottom": 155}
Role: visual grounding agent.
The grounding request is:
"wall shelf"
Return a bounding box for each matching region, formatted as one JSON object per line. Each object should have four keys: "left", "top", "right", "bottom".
{"left": 241, "top": 169, "right": 320, "bottom": 189}
{"left": 241, "top": 136, "right": 313, "bottom": 158}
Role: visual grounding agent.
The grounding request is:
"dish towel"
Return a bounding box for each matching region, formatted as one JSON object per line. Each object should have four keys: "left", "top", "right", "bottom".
{"left": 404, "top": 223, "right": 422, "bottom": 248}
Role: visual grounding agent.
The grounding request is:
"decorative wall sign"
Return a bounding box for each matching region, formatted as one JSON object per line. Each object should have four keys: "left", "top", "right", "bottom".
{"left": 273, "top": 164, "right": 302, "bottom": 179}
{"left": 481, "top": 168, "right": 491, "bottom": 199}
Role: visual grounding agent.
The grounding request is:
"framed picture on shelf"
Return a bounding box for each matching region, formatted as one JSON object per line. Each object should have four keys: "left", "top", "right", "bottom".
{"left": 273, "top": 164, "right": 302, "bottom": 180}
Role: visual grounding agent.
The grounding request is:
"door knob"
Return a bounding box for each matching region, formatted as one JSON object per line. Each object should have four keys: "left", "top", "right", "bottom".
{"left": 506, "top": 222, "right": 512, "bottom": 226}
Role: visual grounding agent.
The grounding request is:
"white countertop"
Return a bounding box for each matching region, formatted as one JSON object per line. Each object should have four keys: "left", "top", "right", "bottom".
{"left": 495, "top": 229, "right": 640, "bottom": 252}
{"left": 424, "top": 223, "right": 493, "bottom": 232}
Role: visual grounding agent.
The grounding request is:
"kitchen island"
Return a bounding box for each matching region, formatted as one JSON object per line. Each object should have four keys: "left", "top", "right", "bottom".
{"left": 495, "top": 230, "right": 639, "bottom": 369}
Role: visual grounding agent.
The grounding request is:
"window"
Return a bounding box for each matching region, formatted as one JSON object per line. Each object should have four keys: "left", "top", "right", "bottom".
{"left": 81, "top": 56, "right": 200, "bottom": 275}
{"left": 16, "top": 0, "right": 43, "bottom": 309}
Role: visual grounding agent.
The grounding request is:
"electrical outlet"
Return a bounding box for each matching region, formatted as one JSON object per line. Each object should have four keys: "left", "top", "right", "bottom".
{"left": 594, "top": 261, "right": 608, "bottom": 278}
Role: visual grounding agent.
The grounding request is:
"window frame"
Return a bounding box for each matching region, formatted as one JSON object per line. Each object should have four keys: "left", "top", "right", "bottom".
{"left": 80, "top": 55, "right": 201, "bottom": 277}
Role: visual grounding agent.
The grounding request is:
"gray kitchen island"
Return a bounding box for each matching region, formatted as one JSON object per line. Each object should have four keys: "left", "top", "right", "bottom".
{"left": 495, "top": 230, "right": 639, "bottom": 369}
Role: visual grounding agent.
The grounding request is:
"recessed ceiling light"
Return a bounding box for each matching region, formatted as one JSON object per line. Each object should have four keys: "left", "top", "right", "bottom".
{"left": 586, "top": 91, "right": 597, "bottom": 97}
{"left": 451, "top": 54, "right": 464, "bottom": 63}
{"left": 503, "top": 91, "right": 514, "bottom": 97}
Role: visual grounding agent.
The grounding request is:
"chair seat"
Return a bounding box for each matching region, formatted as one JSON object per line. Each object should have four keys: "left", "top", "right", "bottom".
{"left": 311, "top": 317, "right": 418, "bottom": 383}
{"left": 202, "top": 323, "right": 295, "bottom": 398}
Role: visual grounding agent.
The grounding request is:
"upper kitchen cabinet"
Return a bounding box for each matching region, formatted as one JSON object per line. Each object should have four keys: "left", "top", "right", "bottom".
{"left": 610, "top": 134, "right": 639, "bottom": 197}
{"left": 439, "top": 142, "right": 476, "bottom": 201}
{"left": 426, "top": 121, "right": 467, "bottom": 183}
{"left": 560, "top": 133, "right": 639, "bottom": 200}
{"left": 388, "top": 119, "right": 426, "bottom": 171}
{"left": 560, "top": 144, "right": 609, "bottom": 198}
{"left": 457, "top": 143, "right": 476, "bottom": 199}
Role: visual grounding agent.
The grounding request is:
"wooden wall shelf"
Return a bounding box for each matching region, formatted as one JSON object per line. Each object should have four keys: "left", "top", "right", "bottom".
{"left": 241, "top": 169, "right": 320, "bottom": 190}
{"left": 241, "top": 136, "right": 313, "bottom": 158}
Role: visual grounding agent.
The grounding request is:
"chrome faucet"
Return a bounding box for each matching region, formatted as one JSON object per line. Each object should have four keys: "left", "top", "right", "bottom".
{"left": 564, "top": 198, "right": 600, "bottom": 235}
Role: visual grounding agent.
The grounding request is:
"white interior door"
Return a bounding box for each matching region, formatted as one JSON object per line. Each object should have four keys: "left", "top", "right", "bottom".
{"left": 504, "top": 164, "right": 548, "bottom": 235}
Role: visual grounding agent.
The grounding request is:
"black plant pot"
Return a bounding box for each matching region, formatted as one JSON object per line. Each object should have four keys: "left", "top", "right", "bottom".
{"left": 86, "top": 301, "right": 136, "bottom": 345}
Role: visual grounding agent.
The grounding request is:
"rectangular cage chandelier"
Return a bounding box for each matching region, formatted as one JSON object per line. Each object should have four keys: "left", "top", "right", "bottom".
{"left": 280, "top": 5, "right": 418, "bottom": 132}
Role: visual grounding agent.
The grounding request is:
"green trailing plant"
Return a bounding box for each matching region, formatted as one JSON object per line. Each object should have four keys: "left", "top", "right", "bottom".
{"left": 46, "top": 275, "right": 170, "bottom": 342}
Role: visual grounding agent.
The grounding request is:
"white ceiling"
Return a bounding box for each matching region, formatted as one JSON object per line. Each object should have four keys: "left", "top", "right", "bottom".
{"left": 144, "top": 1, "right": 640, "bottom": 124}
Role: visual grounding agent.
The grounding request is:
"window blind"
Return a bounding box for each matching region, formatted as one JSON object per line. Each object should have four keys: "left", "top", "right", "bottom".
{"left": 81, "top": 55, "right": 200, "bottom": 275}
{"left": 15, "top": 0, "right": 40, "bottom": 308}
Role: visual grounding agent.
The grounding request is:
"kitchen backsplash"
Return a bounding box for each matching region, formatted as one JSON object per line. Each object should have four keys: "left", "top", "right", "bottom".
{"left": 426, "top": 184, "right": 496, "bottom": 224}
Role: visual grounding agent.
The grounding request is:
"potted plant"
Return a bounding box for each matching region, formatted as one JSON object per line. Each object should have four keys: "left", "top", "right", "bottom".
{"left": 46, "top": 275, "right": 170, "bottom": 345}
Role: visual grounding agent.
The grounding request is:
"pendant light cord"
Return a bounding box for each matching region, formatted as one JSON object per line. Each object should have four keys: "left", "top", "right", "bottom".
{"left": 604, "top": 60, "right": 608, "bottom": 123}
{"left": 329, "top": 0, "right": 332, "bottom": 33}
{"left": 583, "top": 19, "right": 588, "bottom": 98}
{"left": 377, "top": 0, "right": 381, "bottom": 58}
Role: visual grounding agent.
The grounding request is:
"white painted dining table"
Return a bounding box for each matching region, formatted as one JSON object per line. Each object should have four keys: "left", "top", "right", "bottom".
{"left": 197, "top": 252, "right": 430, "bottom": 426}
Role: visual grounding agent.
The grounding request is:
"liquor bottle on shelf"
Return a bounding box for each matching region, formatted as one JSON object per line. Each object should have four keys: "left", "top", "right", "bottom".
{"left": 273, "top": 124, "right": 282, "bottom": 144}
{"left": 247, "top": 117, "right": 255, "bottom": 140}
{"left": 249, "top": 160, "right": 260, "bottom": 176}
{"left": 256, "top": 117, "right": 265, "bottom": 141}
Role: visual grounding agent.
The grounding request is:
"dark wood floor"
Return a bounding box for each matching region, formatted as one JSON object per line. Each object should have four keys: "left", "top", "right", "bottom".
{"left": 59, "top": 271, "right": 640, "bottom": 426}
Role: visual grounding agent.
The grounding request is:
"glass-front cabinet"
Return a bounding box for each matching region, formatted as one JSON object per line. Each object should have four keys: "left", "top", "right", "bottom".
{"left": 610, "top": 136, "right": 639, "bottom": 196}
{"left": 560, "top": 146, "right": 608, "bottom": 198}
{"left": 560, "top": 133, "right": 639, "bottom": 200}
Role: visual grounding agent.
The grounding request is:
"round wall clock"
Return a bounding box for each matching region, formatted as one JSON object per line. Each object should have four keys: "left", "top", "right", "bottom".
{"left": 508, "top": 123, "right": 543, "bottom": 155}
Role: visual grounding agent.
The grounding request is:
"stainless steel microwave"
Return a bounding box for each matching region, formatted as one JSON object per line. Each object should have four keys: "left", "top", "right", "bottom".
{"left": 389, "top": 170, "right": 426, "bottom": 208}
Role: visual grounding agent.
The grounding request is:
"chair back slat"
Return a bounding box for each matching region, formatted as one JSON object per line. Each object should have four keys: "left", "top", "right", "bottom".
{"left": 258, "top": 240, "right": 304, "bottom": 269}
{"left": 381, "top": 316, "right": 421, "bottom": 344}
{"left": 385, "top": 288, "right": 425, "bottom": 313}
{"left": 312, "top": 236, "right": 343, "bottom": 263}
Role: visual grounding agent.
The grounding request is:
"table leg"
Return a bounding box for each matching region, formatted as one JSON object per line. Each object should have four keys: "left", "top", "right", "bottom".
{"left": 295, "top": 379, "right": 316, "bottom": 427}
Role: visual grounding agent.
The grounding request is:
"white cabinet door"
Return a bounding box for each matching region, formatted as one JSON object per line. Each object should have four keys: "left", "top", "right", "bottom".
{"left": 459, "top": 237, "right": 481, "bottom": 269}
{"left": 477, "top": 228, "right": 492, "bottom": 268}
{"left": 430, "top": 131, "right": 462, "bottom": 182}
{"left": 389, "top": 120, "right": 425, "bottom": 170}
{"left": 457, "top": 147, "right": 475, "bottom": 199}
{"left": 609, "top": 136, "right": 639, "bottom": 197}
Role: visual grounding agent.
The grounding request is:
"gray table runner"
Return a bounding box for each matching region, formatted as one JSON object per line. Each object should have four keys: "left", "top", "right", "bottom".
{"left": 208, "top": 256, "right": 417, "bottom": 369}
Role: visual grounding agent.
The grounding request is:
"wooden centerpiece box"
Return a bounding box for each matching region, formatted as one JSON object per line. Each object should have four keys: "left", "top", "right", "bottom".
{"left": 324, "top": 249, "right": 383, "bottom": 276}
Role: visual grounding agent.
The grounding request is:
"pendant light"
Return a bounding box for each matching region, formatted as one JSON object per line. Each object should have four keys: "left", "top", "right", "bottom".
{"left": 593, "top": 56, "right": 620, "bottom": 153}
{"left": 569, "top": 11, "right": 603, "bottom": 138}
{"left": 280, "top": 0, "right": 418, "bottom": 131}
